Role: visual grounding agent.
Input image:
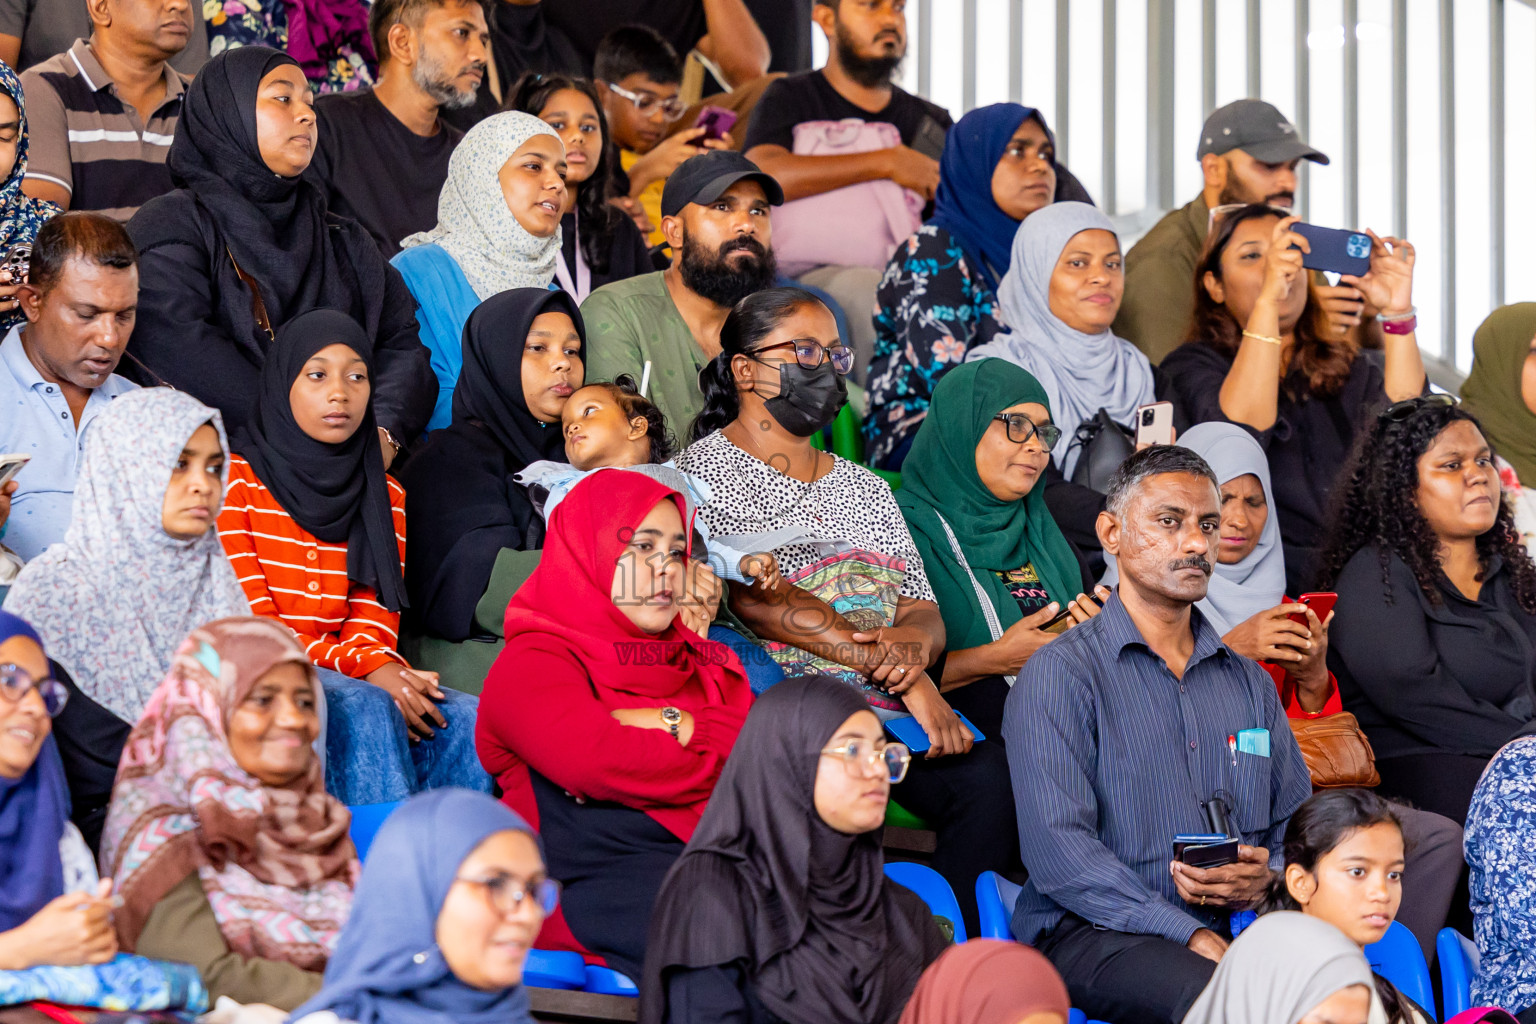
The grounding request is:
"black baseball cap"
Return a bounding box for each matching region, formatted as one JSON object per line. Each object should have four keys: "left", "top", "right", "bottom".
{"left": 660, "top": 150, "right": 785, "bottom": 218}
{"left": 1196, "top": 99, "right": 1329, "bottom": 165}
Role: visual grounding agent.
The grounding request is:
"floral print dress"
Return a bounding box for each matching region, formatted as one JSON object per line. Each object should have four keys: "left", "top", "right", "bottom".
{"left": 1465, "top": 735, "right": 1536, "bottom": 1015}
{"left": 206, "top": 0, "right": 375, "bottom": 94}
{"left": 862, "top": 224, "right": 1005, "bottom": 470}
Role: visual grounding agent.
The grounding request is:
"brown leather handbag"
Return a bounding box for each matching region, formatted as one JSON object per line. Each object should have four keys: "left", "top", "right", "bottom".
{"left": 1288, "top": 711, "right": 1381, "bottom": 789}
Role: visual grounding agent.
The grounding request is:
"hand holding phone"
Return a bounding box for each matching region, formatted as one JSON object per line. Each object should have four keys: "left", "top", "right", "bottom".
{"left": 1135, "top": 402, "right": 1175, "bottom": 448}
{"left": 0, "top": 453, "right": 31, "bottom": 489}
{"left": 693, "top": 105, "right": 737, "bottom": 145}
{"left": 1286, "top": 592, "right": 1338, "bottom": 627}
{"left": 1292, "top": 223, "right": 1372, "bottom": 277}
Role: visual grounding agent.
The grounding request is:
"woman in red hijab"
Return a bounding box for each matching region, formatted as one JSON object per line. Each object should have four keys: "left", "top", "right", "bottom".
{"left": 899, "top": 940, "right": 1072, "bottom": 1024}
{"left": 475, "top": 471, "right": 752, "bottom": 981}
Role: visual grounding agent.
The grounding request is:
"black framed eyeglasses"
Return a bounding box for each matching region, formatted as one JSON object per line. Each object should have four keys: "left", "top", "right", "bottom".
{"left": 992, "top": 412, "right": 1062, "bottom": 449}
{"left": 455, "top": 873, "right": 562, "bottom": 916}
{"left": 1379, "top": 393, "right": 1457, "bottom": 423}
{"left": 0, "top": 663, "right": 67, "bottom": 717}
{"left": 752, "top": 339, "right": 855, "bottom": 376}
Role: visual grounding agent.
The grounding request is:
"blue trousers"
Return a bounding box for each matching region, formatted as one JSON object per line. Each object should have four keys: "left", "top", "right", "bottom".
{"left": 708, "top": 624, "right": 785, "bottom": 695}
{"left": 314, "top": 668, "right": 490, "bottom": 805}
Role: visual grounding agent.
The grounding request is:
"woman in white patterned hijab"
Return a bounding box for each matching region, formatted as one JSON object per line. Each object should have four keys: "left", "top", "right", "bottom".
{"left": 6, "top": 387, "right": 250, "bottom": 724}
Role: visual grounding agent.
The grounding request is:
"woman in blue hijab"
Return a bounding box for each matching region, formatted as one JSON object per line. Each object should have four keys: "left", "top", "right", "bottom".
{"left": 289, "top": 788, "right": 555, "bottom": 1024}
{"left": 864, "top": 103, "right": 1091, "bottom": 470}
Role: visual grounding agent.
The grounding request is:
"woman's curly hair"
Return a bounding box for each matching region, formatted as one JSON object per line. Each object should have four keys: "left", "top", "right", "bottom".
{"left": 1187, "top": 203, "right": 1356, "bottom": 398}
{"left": 1317, "top": 398, "right": 1536, "bottom": 613}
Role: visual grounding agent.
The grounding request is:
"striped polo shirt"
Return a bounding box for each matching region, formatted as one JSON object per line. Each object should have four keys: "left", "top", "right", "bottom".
{"left": 20, "top": 38, "right": 187, "bottom": 221}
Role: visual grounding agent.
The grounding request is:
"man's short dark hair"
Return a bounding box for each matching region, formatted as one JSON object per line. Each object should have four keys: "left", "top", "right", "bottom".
{"left": 1104, "top": 445, "right": 1219, "bottom": 519}
{"left": 594, "top": 25, "right": 682, "bottom": 86}
{"left": 28, "top": 212, "right": 137, "bottom": 297}
{"left": 369, "top": 0, "right": 487, "bottom": 66}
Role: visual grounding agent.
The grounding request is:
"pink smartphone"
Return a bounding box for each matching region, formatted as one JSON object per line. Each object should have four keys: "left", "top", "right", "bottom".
{"left": 1135, "top": 402, "right": 1175, "bottom": 447}
{"left": 694, "top": 105, "right": 737, "bottom": 144}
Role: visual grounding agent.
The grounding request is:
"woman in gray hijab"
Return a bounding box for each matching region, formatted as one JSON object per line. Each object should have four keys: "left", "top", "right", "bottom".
{"left": 1181, "top": 912, "right": 1373, "bottom": 1024}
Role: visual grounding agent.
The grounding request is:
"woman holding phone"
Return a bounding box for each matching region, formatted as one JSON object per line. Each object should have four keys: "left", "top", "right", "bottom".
{"left": 1161, "top": 203, "right": 1425, "bottom": 593}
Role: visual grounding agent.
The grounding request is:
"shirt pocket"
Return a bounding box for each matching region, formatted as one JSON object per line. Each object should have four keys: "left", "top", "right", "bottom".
{"left": 1229, "top": 749, "right": 1276, "bottom": 836}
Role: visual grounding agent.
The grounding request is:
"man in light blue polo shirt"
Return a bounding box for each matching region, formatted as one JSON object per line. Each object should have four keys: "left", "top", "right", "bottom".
{"left": 0, "top": 212, "right": 139, "bottom": 563}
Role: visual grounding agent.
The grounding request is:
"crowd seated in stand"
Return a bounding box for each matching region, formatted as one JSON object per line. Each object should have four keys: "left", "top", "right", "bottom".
{"left": 1, "top": 3, "right": 1533, "bottom": 1021}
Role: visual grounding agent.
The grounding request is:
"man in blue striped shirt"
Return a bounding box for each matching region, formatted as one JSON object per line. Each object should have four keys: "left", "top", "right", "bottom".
{"left": 1004, "top": 445, "right": 1311, "bottom": 1024}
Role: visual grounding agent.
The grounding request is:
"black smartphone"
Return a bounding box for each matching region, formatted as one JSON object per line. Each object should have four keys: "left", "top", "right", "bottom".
{"left": 911, "top": 115, "right": 947, "bottom": 161}
{"left": 1177, "top": 838, "right": 1240, "bottom": 869}
{"left": 1292, "top": 223, "right": 1372, "bottom": 277}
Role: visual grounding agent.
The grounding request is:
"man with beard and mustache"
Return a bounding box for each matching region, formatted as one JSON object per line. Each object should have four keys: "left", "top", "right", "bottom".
{"left": 306, "top": 0, "right": 489, "bottom": 257}
{"left": 583, "top": 150, "right": 782, "bottom": 436}
{"left": 744, "top": 0, "right": 951, "bottom": 378}
{"left": 1004, "top": 444, "right": 1311, "bottom": 1024}
{"left": 1115, "top": 99, "right": 1353, "bottom": 365}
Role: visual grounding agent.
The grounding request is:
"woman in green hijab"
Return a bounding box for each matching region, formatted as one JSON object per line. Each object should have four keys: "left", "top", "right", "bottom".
{"left": 1460, "top": 303, "right": 1536, "bottom": 555}
{"left": 897, "top": 359, "right": 1103, "bottom": 720}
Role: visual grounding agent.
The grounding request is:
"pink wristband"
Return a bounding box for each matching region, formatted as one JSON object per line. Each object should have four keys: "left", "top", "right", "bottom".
{"left": 1381, "top": 316, "right": 1416, "bottom": 335}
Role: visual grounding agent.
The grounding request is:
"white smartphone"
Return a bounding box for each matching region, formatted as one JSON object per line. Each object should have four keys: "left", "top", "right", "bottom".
{"left": 0, "top": 453, "right": 30, "bottom": 489}
{"left": 1134, "top": 402, "right": 1175, "bottom": 447}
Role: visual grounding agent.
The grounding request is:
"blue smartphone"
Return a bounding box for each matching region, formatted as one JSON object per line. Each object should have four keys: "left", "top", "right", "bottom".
{"left": 1293, "top": 222, "right": 1372, "bottom": 277}
{"left": 884, "top": 712, "right": 985, "bottom": 754}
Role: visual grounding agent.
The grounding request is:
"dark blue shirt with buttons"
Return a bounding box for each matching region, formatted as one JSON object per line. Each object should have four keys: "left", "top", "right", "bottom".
{"left": 1004, "top": 591, "right": 1311, "bottom": 946}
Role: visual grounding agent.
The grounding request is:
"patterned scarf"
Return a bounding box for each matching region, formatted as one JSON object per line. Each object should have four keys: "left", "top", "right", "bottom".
{"left": 400, "top": 111, "right": 562, "bottom": 300}
{"left": 100, "top": 617, "right": 357, "bottom": 970}
{"left": 4, "top": 388, "right": 251, "bottom": 724}
{"left": 0, "top": 59, "right": 60, "bottom": 332}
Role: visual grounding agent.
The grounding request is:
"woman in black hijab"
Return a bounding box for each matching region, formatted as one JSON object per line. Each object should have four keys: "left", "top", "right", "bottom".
{"left": 639, "top": 675, "right": 949, "bottom": 1024}
{"left": 124, "top": 46, "right": 434, "bottom": 451}
{"left": 396, "top": 288, "right": 584, "bottom": 687}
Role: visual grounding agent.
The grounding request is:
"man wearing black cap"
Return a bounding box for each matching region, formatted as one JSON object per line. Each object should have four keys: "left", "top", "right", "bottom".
{"left": 1115, "top": 99, "right": 1333, "bottom": 363}
{"left": 583, "top": 149, "right": 784, "bottom": 434}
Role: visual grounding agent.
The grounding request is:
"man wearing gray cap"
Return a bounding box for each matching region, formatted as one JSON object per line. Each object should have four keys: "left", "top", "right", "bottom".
{"left": 583, "top": 149, "right": 784, "bottom": 434}
{"left": 1115, "top": 99, "right": 1334, "bottom": 363}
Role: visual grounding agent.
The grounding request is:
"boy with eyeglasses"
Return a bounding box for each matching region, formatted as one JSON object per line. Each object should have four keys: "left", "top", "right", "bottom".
{"left": 596, "top": 25, "right": 735, "bottom": 247}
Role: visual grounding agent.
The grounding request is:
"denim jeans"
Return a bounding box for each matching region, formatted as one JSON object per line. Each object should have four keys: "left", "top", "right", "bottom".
{"left": 708, "top": 624, "right": 785, "bottom": 695}
{"left": 314, "top": 668, "right": 490, "bottom": 805}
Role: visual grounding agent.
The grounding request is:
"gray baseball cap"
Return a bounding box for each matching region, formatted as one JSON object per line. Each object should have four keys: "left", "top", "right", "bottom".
{"left": 1196, "top": 99, "right": 1329, "bottom": 165}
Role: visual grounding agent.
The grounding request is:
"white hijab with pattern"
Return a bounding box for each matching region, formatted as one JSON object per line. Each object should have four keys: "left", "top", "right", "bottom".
{"left": 400, "top": 110, "right": 564, "bottom": 300}
{"left": 5, "top": 388, "right": 250, "bottom": 723}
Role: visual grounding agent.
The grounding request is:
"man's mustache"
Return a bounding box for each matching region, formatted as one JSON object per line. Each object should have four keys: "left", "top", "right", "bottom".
{"left": 1169, "top": 556, "right": 1213, "bottom": 576}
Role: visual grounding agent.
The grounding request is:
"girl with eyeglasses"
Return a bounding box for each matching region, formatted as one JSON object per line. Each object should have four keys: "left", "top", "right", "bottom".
{"left": 1161, "top": 202, "right": 1427, "bottom": 595}
{"left": 1318, "top": 396, "right": 1536, "bottom": 826}
{"left": 476, "top": 470, "right": 752, "bottom": 983}
{"left": 291, "top": 789, "right": 554, "bottom": 1024}
{"left": 100, "top": 617, "right": 358, "bottom": 1011}
{"left": 640, "top": 675, "right": 948, "bottom": 1024}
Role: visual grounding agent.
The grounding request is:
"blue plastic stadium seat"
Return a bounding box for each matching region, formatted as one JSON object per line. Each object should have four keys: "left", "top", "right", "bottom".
{"left": 1365, "top": 920, "right": 1435, "bottom": 1018}
{"left": 1068, "top": 1011, "right": 1086, "bottom": 1024}
{"left": 1438, "top": 927, "right": 1480, "bottom": 1020}
{"left": 346, "top": 801, "right": 403, "bottom": 861}
{"left": 584, "top": 965, "right": 639, "bottom": 996}
{"left": 523, "top": 949, "right": 586, "bottom": 990}
{"left": 973, "top": 870, "right": 1022, "bottom": 941}
{"left": 884, "top": 862, "right": 967, "bottom": 943}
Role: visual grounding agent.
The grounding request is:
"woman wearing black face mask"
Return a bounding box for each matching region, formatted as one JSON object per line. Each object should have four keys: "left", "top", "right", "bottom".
{"left": 676, "top": 288, "right": 1019, "bottom": 938}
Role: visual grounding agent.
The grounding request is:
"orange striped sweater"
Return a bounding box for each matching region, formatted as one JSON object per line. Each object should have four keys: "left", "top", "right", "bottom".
{"left": 217, "top": 454, "right": 409, "bottom": 678}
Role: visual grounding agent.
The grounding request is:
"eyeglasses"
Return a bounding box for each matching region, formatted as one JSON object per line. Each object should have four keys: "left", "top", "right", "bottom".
{"left": 1207, "top": 202, "right": 1293, "bottom": 232}
{"left": 0, "top": 663, "right": 67, "bottom": 717}
{"left": 605, "top": 82, "right": 687, "bottom": 122}
{"left": 455, "top": 873, "right": 562, "bottom": 917}
{"left": 819, "top": 740, "right": 912, "bottom": 784}
{"left": 752, "top": 339, "right": 856, "bottom": 376}
{"left": 992, "top": 412, "right": 1062, "bottom": 449}
{"left": 1379, "top": 392, "right": 1457, "bottom": 423}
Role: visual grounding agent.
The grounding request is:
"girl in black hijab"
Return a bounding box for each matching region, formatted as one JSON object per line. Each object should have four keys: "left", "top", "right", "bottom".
{"left": 125, "top": 46, "right": 434, "bottom": 448}
{"left": 398, "top": 289, "right": 584, "bottom": 658}
{"left": 639, "top": 676, "right": 949, "bottom": 1024}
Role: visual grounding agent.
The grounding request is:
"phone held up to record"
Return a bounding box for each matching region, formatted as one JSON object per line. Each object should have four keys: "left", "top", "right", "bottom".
{"left": 1292, "top": 223, "right": 1372, "bottom": 277}
{"left": 1135, "top": 401, "right": 1175, "bottom": 448}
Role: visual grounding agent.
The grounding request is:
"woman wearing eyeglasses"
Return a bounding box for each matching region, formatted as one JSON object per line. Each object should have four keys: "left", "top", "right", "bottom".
{"left": 1317, "top": 396, "right": 1536, "bottom": 826}
{"left": 678, "top": 287, "right": 1015, "bottom": 938}
{"left": 1161, "top": 202, "right": 1426, "bottom": 594}
{"left": 897, "top": 359, "right": 1102, "bottom": 727}
{"left": 0, "top": 610, "right": 119, "bottom": 973}
{"left": 100, "top": 617, "right": 358, "bottom": 1011}
{"left": 475, "top": 470, "right": 752, "bottom": 982}
{"left": 290, "top": 789, "right": 554, "bottom": 1024}
{"left": 639, "top": 675, "right": 948, "bottom": 1024}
